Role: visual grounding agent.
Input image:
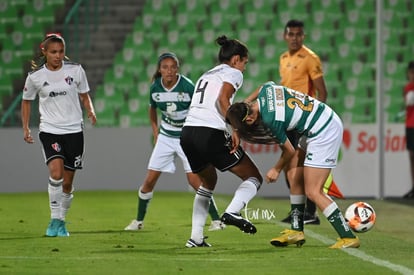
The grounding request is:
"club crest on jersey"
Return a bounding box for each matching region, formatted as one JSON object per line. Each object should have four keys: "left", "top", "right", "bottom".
{"left": 51, "top": 142, "right": 61, "bottom": 152}
{"left": 65, "top": 76, "right": 74, "bottom": 85}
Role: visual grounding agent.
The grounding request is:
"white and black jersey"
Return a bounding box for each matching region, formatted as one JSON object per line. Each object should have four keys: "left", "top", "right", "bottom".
{"left": 184, "top": 64, "right": 243, "bottom": 131}
{"left": 22, "top": 61, "right": 90, "bottom": 134}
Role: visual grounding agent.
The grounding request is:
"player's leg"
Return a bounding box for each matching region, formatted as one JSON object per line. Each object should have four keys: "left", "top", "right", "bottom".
{"left": 45, "top": 158, "right": 65, "bottom": 237}
{"left": 125, "top": 169, "right": 161, "bottom": 231}
{"left": 56, "top": 168, "right": 75, "bottom": 237}
{"left": 125, "top": 134, "right": 173, "bottom": 231}
{"left": 186, "top": 165, "right": 217, "bottom": 247}
{"left": 303, "top": 115, "right": 359, "bottom": 248}
{"left": 179, "top": 139, "right": 223, "bottom": 231}
{"left": 39, "top": 132, "right": 67, "bottom": 237}
{"left": 56, "top": 131, "right": 84, "bottom": 236}
{"left": 223, "top": 153, "right": 262, "bottom": 234}
{"left": 180, "top": 126, "right": 215, "bottom": 247}
{"left": 304, "top": 199, "right": 320, "bottom": 224}
{"left": 281, "top": 130, "right": 301, "bottom": 223}
{"left": 186, "top": 172, "right": 224, "bottom": 231}
{"left": 304, "top": 166, "right": 358, "bottom": 248}
{"left": 271, "top": 149, "right": 306, "bottom": 247}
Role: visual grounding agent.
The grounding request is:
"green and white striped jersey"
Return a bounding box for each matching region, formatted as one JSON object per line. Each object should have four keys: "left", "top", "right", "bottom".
{"left": 149, "top": 74, "right": 194, "bottom": 137}
{"left": 257, "top": 81, "right": 334, "bottom": 144}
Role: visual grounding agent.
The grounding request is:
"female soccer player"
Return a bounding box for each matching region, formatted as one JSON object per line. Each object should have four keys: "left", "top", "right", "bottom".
{"left": 226, "top": 81, "right": 360, "bottom": 249}
{"left": 124, "top": 52, "right": 223, "bottom": 231}
{"left": 180, "top": 35, "right": 263, "bottom": 247}
{"left": 21, "top": 33, "right": 97, "bottom": 237}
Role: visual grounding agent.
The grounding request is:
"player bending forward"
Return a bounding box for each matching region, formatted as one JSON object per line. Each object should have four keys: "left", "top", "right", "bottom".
{"left": 226, "top": 81, "right": 360, "bottom": 249}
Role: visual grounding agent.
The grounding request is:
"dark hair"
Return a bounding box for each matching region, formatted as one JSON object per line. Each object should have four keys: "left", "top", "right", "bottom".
{"left": 226, "top": 102, "right": 279, "bottom": 144}
{"left": 31, "top": 33, "right": 68, "bottom": 70}
{"left": 226, "top": 102, "right": 250, "bottom": 130}
{"left": 284, "top": 19, "right": 304, "bottom": 33}
{"left": 152, "top": 52, "right": 180, "bottom": 81}
{"left": 408, "top": 61, "right": 414, "bottom": 71}
{"left": 216, "top": 35, "right": 248, "bottom": 63}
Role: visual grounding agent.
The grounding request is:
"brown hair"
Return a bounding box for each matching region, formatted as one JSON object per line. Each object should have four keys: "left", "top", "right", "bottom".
{"left": 31, "top": 33, "right": 69, "bottom": 70}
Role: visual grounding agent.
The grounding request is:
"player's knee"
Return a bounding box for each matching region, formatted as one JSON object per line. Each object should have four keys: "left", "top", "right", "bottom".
{"left": 247, "top": 176, "right": 262, "bottom": 191}
{"left": 304, "top": 189, "right": 321, "bottom": 202}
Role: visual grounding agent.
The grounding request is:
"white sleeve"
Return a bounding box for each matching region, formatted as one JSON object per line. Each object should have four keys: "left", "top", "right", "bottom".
{"left": 22, "top": 74, "right": 38, "bottom": 100}
{"left": 405, "top": 90, "right": 414, "bottom": 106}
{"left": 223, "top": 68, "right": 243, "bottom": 92}
{"left": 77, "top": 65, "right": 90, "bottom": 94}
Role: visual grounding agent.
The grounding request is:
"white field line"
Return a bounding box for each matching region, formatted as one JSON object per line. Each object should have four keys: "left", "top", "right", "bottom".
{"left": 300, "top": 226, "right": 414, "bottom": 275}
{"left": 238, "top": 197, "right": 414, "bottom": 275}
{"left": 0, "top": 256, "right": 104, "bottom": 260}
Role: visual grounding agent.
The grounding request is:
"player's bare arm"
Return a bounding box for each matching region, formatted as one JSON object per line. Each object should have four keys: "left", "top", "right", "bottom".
{"left": 243, "top": 85, "right": 261, "bottom": 103}
{"left": 79, "top": 93, "right": 96, "bottom": 125}
{"left": 148, "top": 106, "right": 159, "bottom": 143}
{"left": 266, "top": 139, "right": 296, "bottom": 183}
{"left": 218, "top": 82, "right": 235, "bottom": 116}
{"left": 21, "top": 99, "right": 34, "bottom": 144}
{"left": 312, "top": 76, "right": 328, "bottom": 102}
{"left": 219, "top": 82, "right": 239, "bottom": 153}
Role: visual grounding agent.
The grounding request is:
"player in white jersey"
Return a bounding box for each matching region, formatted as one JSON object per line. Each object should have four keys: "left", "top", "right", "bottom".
{"left": 21, "top": 33, "right": 96, "bottom": 237}
{"left": 124, "top": 52, "right": 223, "bottom": 232}
{"left": 226, "top": 81, "right": 360, "bottom": 249}
{"left": 180, "top": 35, "right": 263, "bottom": 248}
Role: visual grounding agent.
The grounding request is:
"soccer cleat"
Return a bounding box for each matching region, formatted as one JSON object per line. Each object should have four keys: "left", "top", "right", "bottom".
{"left": 270, "top": 229, "right": 306, "bottom": 247}
{"left": 329, "top": 237, "right": 360, "bottom": 249}
{"left": 124, "top": 220, "right": 143, "bottom": 231}
{"left": 304, "top": 212, "right": 320, "bottom": 225}
{"left": 45, "top": 218, "right": 61, "bottom": 237}
{"left": 185, "top": 238, "right": 211, "bottom": 248}
{"left": 220, "top": 212, "right": 257, "bottom": 234}
{"left": 208, "top": 220, "right": 226, "bottom": 231}
{"left": 57, "top": 220, "right": 70, "bottom": 237}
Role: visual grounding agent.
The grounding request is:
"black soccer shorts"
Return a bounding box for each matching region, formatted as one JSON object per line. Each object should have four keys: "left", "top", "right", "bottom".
{"left": 180, "top": 126, "right": 245, "bottom": 173}
{"left": 39, "top": 131, "right": 84, "bottom": 170}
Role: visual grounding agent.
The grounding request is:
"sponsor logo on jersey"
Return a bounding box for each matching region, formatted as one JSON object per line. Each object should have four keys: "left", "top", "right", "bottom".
{"left": 266, "top": 87, "right": 274, "bottom": 111}
{"left": 42, "top": 81, "right": 49, "bottom": 87}
{"left": 65, "top": 76, "right": 74, "bottom": 85}
{"left": 51, "top": 142, "right": 61, "bottom": 152}
{"left": 49, "top": 91, "right": 67, "bottom": 97}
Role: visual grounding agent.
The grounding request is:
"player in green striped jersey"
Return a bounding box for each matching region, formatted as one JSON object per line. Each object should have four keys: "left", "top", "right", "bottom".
{"left": 226, "top": 81, "right": 360, "bottom": 249}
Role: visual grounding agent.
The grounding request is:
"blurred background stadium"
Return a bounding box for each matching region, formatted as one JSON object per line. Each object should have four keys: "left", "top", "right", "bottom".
{"left": 0, "top": 0, "right": 412, "bottom": 128}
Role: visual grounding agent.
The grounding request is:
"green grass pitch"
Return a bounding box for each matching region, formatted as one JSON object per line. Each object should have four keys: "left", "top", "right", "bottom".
{"left": 0, "top": 191, "right": 413, "bottom": 274}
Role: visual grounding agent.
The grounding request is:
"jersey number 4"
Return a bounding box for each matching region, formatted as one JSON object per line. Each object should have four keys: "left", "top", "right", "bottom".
{"left": 195, "top": 79, "right": 208, "bottom": 104}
